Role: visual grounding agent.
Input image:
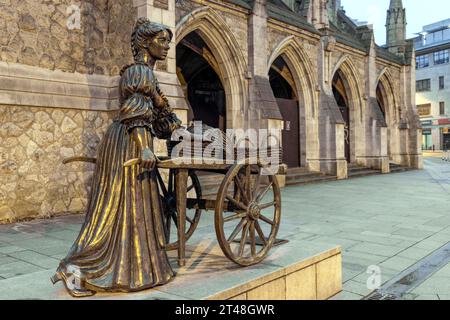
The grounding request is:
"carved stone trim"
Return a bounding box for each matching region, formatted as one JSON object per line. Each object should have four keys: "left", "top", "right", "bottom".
{"left": 154, "top": 0, "right": 169, "bottom": 10}
{"left": 0, "top": 61, "right": 188, "bottom": 111}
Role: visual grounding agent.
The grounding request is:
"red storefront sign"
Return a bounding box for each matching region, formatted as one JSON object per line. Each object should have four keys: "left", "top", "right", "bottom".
{"left": 438, "top": 118, "right": 450, "bottom": 125}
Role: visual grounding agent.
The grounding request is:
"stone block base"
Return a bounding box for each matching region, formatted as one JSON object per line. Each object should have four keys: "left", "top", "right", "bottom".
{"left": 1, "top": 238, "right": 342, "bottom": 300}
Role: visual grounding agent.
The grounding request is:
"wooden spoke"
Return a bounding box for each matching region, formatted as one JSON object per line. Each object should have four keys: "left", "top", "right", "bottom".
{"left": 226, "top": 195, "right": 248, "bottom": 211}
{"left": 246, "top": 165, "right": 252, "bottom": 201}
{"left": 157, "top": 171, "right": 168, "bottom": 197}
{"left": 254, "top": 221, "right": 267, "bottom": 246}
{"left": 224, "top": 212, "right": 247, "bottom": 223}
{"left": 256, "top": 182, "right": 273, "bottom": 202}
{"left": 168, "top": 170, "right": 174, "bottom": 192}
{"left": 234, "top": 175, "right": 249, "bottom": 204}
{"left": 250, "top": 221, "right": 256, "bottom": 257}
{"left": 215, "top": 163, "right": 281, "bottom": 267}
{"left": 227, "top": 218, "right": 246, "bottom": 242}
{"left": 259, "top": 201, "right": 276, "bottom": 210}
{"left": 165, "top": 214, "right": 171, "bottom": 235}
{"left": 238, "top": 222, "right": 251, "bottom": 257}
{"left": 252, "top": 173, "right": 261, "bottom": 199}
{"left": 171, "top": 211, "right": 178, "bottom": 228}
{"left": 259, "top": 214, "right": 274, "bottom": 226}
{"left": 164, "top": 170, "right": 203, "bottom": 252}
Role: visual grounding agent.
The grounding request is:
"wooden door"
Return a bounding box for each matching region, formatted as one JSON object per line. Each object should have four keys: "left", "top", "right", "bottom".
{"left": 277, "top": 98, "right": 300, "bottom": 168}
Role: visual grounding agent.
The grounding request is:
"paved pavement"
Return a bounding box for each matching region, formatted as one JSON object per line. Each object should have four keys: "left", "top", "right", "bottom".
{"left": 0, "top": 157, "right": 449, "bottom": 300}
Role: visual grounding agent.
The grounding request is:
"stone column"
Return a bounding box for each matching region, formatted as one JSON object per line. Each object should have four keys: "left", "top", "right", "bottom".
{"left": 317, "top": 33, "right": 348, "bottom": 179}
{"left": 366, "top": 37, "right": 389, "bottom": 172}
{"left": 401, "top": 43, "right": 423, "bottom": 169}
{"left": 248, "top": 0, "right": 284, "bottom": 184}
{"left": 247, "top": 0, "right": 282, "bottom": 129}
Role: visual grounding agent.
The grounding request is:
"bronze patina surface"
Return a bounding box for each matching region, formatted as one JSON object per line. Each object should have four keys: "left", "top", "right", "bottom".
{"left": 52, "top": 18, "right": 182, "bottom": 298}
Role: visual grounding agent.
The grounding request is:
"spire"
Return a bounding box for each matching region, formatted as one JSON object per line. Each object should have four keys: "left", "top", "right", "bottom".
{"left": 389, "top": 0, "right": 403, "bottom": 10}
{"left": 386, "top": 0, "right": 407, "bottom": 55}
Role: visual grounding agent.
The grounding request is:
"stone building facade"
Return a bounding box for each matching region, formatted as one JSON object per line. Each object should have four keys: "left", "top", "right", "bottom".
{"left": 0, "top": 0, "right": 422, "bottom": 223}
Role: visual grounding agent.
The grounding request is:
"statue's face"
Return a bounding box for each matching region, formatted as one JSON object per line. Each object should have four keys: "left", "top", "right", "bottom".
{"left": 148, "top": 30, "right": 171, "bottom": 61}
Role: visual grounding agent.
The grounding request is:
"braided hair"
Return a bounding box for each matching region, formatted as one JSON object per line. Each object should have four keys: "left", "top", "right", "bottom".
{"left": 131, "top": 17, "right": 173, "bottom": 61}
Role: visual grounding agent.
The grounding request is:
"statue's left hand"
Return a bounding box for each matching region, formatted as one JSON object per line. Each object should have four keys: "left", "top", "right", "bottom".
{"left": 140, "top": 148, "right": 157, "bottom": 170}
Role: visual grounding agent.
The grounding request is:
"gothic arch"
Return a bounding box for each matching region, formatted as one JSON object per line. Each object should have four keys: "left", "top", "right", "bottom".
{"left": 331, "top": 55, "right": 366, "bottom": 163}
{"left": 377, "top": 67, "right": 400, "bottom": 125}
{"left": 176, "top": 7, "right": 248, "bottom": 129}
{"left": 268, "top": 36, "right": 318, "bottom": 118}
{"left": 377, "top": 67, "right": 402, "bottom": 161}
{"left": 331, "top": 55, "right": 365, "bottom": 121}
{"left": 267, "top": 36, "right": 319, "bottom": 167}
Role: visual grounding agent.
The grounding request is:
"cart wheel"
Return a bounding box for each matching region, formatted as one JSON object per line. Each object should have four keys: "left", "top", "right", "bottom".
{"left": 215, "top": 163, "right": 281, "bottom": 266}
{"left": 157, "top": 169, "right": 202, "bottom": 251}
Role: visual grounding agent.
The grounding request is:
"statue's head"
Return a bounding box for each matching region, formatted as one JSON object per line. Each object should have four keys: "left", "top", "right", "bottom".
{"left": 131, "top": 18, "right": 173, "bottom": 62}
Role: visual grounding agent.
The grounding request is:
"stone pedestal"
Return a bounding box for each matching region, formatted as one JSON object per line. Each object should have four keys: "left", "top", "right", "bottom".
{"left": 1, "top": 238, "right": 342, "bottom": 300}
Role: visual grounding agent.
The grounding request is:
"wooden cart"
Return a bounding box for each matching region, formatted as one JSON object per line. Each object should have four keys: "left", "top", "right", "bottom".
{"left": 153, "top": 156, "right": 286, "bottom": 267}
{"left": 64, "top": 154, "right": 285, "bottom": 268}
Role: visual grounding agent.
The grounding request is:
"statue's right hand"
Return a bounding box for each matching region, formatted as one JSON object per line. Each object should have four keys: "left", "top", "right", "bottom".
{"left": 140, "top": 148, "right": 157, "bottom": 170}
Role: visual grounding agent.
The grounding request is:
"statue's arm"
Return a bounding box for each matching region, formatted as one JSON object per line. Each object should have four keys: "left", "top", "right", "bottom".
{"left": 151, "top": 80, "right": 183, "bottom": 140}
{"left": 131, "top": 127, "right": 156, "bottom": 170}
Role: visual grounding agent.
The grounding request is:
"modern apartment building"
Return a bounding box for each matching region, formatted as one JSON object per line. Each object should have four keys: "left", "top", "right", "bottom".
{"left": 414, "top": 19, "right": 450, "bottom": 151}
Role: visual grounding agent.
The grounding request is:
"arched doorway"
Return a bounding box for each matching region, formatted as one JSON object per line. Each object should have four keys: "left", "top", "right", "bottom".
{"left": 377, "top": 70, "right": 401, "bottom": 163}
{"left": 376, "top": 83, "right": 390, "bottom": 159}
{"left": 269, "top": 56, "right": 300, "bottom": 168}
{"left": 176, "top": 31, "right": 226, "bottom": 131}
{"left": 332, "top": 71, "right": 351, "bottom": 162}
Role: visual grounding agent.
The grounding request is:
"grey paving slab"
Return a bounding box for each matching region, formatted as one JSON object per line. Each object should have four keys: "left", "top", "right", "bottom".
{"left": 347, "top": 242, "right": 405, "bottom": 258}
{"left": 33, "top": 244, "right": 73, "bottom": 258}
{"left": 0, "top": 269, "right": 190, "bottom": 300}
{"left": 304, "top": 235, "right": 359, "bottom": 250}
{"left": 12, "top": 237, "right": 71, "bottom": 252}
{"left": 0, "top": 261, "right": 44, "bottom": 279}
{"left": 350, "top": 266, "right": 399, "bottom": 286}
{"left": 411, "top": 277, "right": 450, "bottom": 295}
{"left": 342, "top": 280, "right": 374, "bottom": 297}
{"left": 397, "top": 247, "right": 433, "bottom": 261}
{"left": 0, "top": 255, "right": 19, "bottom": 266}
{"left": 414, "top": 294, "right": 440, "bottom": 300}
{"left": 330, "top": 290, "right": 363, "bottom": 300}
{"left": 378, "top": 256, "right": 417, "bottom": 272}
{"left": 44, "top": 230, "right": 80, "bottom": 241}
{"left": 0, "top": 245, "right": 28, "bottom": 255}
{"left": 391, "top": 228, "right": 436, "bottom": 240}
{"left": 334, "top": 231, "right": 405, "bottom": 246}
{"left": 8, "top": 251, "right": 60, "bottom": 269}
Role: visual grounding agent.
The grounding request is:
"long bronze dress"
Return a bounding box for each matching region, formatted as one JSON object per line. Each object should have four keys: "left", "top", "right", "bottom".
{"left": 56, "top": 62, "right": 179, "bottom": 292}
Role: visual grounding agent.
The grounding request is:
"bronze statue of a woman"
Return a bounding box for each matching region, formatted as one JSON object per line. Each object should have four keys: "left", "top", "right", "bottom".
{"left": 51, "top": 18, "right": 182, "bottom": 297}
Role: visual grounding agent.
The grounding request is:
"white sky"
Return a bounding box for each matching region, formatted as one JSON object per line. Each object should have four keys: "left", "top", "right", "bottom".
{"left": 341, "top": 0, "right": 450, "bottom": 45}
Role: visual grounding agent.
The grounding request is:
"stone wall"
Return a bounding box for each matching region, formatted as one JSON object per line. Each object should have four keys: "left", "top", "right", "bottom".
{"left": 0, "top": 105, "right": 115, "bottom": 223}
{"left": 0, "top": 0, "right": 136, "bottom": 76}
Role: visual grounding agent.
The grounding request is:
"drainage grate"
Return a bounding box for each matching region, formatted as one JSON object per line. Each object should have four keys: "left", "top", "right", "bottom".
{"left": 362, "top": 242, "right": 450, "bottom": 300}
{"left": 365, "top": 291, "right": 400, "bottom": 300}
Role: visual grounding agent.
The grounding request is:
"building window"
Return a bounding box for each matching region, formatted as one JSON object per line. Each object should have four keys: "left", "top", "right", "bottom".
{"left": 416, "top": 79, "right": 431, "bottom": 92}
{"left": 434, "top": 49, "right": 450, "bottom": 65}
{"left": 439, "top": 76, "right": 445, "bottom": 90}
{"left": 416, "top": 55, "right": 429, "bottom": 69}
{"left": 417, "top": 104, "right": 432, "bottom": 117}
{"left": 440, "top": 102, "right": 446, "bottom": 115}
